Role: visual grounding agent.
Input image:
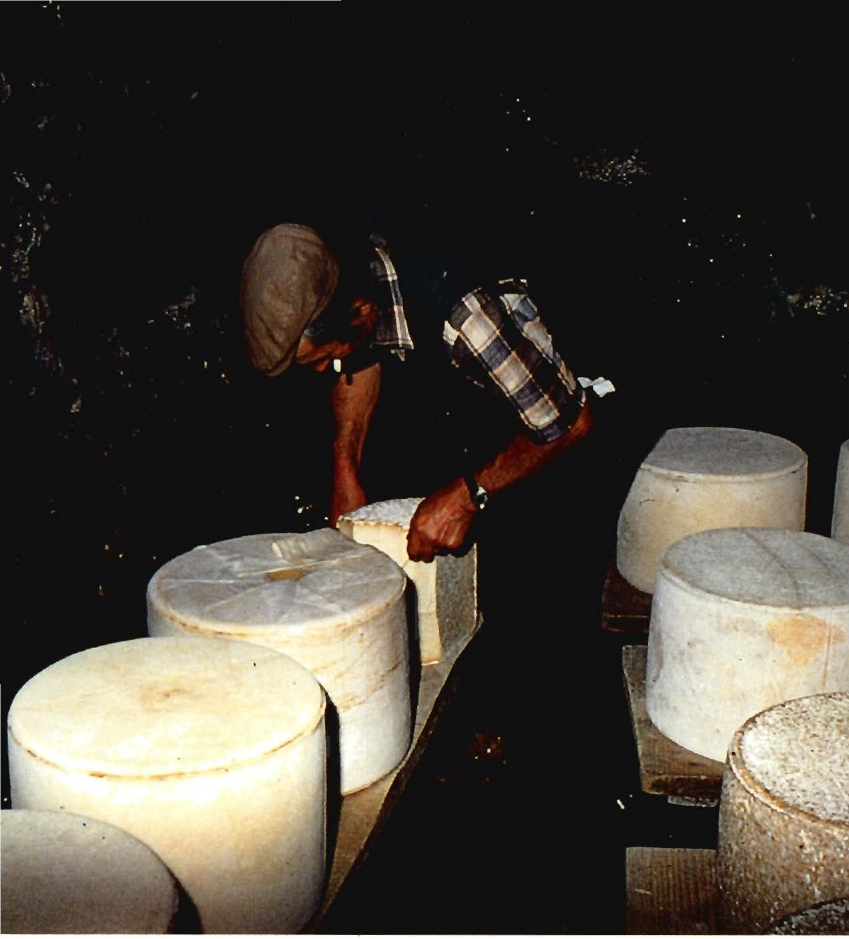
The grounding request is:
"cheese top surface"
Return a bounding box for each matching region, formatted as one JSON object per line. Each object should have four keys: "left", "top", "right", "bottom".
{"left": 642, "top": 427, "right": 806, "bottom": 480}
{"left": 2, "top": 809, "right": 178, "bottom": 931}
{"left": 732, "top": 693, "right": 849, "bottom": 825}
{"left": 2, "top": 807, "right": 176, "bottom": 883}
{"left": 148, "top": 528, "right": 406, "bottom": 631}
{"left": 8, "top": 637, "right": 325, "bottom": 777}
{"left": 661, "top": 528, "right": 849, "bottom": 610}
{"left": 340, "top": 497, "right": 424, "bottom": 529}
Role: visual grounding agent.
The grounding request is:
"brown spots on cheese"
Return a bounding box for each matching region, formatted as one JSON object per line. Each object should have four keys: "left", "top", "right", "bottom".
{"left": 766, "top": 615, "right": 843, "bottom": 667}
{"left": 142, "top": 685, "right": 196, "bottom": 710}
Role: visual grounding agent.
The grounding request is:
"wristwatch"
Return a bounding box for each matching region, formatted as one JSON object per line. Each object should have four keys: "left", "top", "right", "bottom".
{"left": 463, "top": 474, "right": 489, "bottom": 511}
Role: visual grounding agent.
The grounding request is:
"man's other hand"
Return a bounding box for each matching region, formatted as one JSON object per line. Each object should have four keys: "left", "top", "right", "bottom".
{"left": 407, "top": 478, "right": 477, "bottom": 563}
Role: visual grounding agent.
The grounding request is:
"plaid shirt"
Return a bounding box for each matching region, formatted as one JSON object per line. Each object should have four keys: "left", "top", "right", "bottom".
{"left": 369, "top": 240, "right": 585, "bottom": 444}
{"left": 368, "top": 233, "right": 414, "bottom": 358}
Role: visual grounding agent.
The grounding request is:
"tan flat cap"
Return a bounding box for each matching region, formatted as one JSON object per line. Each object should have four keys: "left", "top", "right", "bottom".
{"left": 240, "top": 224, "right": 339, "bottom": 376}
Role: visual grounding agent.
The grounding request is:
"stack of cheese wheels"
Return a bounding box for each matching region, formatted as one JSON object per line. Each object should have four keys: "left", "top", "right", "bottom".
{"left": 147, "top": 528, "right": 411, "bottom": 794}
{"left": 716, "top": 693, "right": 849, "bottom": 933}
{"left": 1, "top": 809, "right": 180, "bottom": 934}
{"left": 646, "top": 528, "right": 849, "bottom": 762}
{"left": 833, "top": 439, "right": 849, "bottom": 543}
{"left": 616, "top": 427, "right": 807, "bottom": 593}
{"left": 338, "top": 497, "right": 478, "bottom": 665}
{"left": 7, "top": 637, "right": 327, "bottom": 935}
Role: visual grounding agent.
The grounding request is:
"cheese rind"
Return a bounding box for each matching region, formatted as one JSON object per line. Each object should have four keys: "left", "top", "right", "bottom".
{"left": 616, "top": 427, "right": 807, "bottom": 593}
{"left": 8, "top": 637, "right": 327, "bottom": 935}
{"left": 770, "top": 898, "right": 849, "bottom": 935}
{"left": 338, "top": 498, "right": 478, "bottom": 666}
{"left": 716, "top": 693, "right": 849, "bottom": 934}
{"left": 146, "top": 528, "right": 411, "bottom": 793}
{"left": 1, "top": 808, "right": 180, "bottom": 934}
{"left": 833, "top": 439, "right": 849, "bottom": 544}
{"left": 646, "top": 528, "right": 849, "bottom": 763}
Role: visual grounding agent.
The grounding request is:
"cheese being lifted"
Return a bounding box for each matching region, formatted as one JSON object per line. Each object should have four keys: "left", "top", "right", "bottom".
{"left": 1, "top": 809, "right": 181, "bottom": 934}
{"left": 338, "top": 498, "right": 478, "bottom": 666}
{"left": 7, "top": 637, "right": 327, "bottom": 935}
{"left": 717, "top": 693, "right": 849, "bottom": 934}
{"left": 616, "top": 426, "right": 807, "bottom": 593}
{"left": 646, "top": 528, "right": 849, "bottom": 763}
{"left": 147, "top": 528, "right": 412, "bottom": 794}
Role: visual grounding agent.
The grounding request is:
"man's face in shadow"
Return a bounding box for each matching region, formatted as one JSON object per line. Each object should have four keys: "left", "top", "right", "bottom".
{"left": 294, "top": 298, "right": 379, "bottom": 373}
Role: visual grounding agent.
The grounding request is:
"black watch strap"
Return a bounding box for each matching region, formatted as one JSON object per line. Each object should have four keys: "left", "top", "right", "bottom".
{"left": 463, "top": 474, "right": 488, "bottom": 510}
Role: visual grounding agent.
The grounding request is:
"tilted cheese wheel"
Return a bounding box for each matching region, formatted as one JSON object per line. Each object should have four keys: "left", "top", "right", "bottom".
{"left": 833, "top": 439, "right": 849, "bottom": 544}
{"left": 717, "top": 693, "right": 849, "bottom": 934}
{"left": 147, "top": 528, "right": 411, "bottom": 794}
{"left": 646, "top": 528, "right": 849, "bottom": 762}
{"left": 616, "top": 427, "right": 807, "bottom": 593}
{"left": 338, "top": 497, "right": 478, "bottom": 665}
{"left": 7, "top": 637, "right": 326, "bottom": 935}
{"left": 1, "top": 809, "right": 180, "bottom": 934}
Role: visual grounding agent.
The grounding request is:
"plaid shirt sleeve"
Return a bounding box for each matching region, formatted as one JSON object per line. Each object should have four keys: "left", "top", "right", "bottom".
{"left": 368, "top": 233, "right": 414, "bottom": 359}
{"left": 442, "top": 280, "right": 586, "bottom": 443}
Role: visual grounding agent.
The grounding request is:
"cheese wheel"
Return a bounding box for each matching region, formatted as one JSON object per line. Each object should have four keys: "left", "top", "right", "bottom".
{"left": 1, "top": 809, "right": 180, "bottom": 934}
{"left": 338, "top": 497, "right": 478, "bottom": 665}
{"left": 616, "top": 427, "right": 807, "bottom": 593}
{"left": 646, "top": 528, "right": 849, "bottom": 762}
{"left": 769, "top": 898, "right": 849, "bottom": 935}
{"left": 716, "top": 693, "right": 849, "bottom": 933}
{"left": 833, "top": 439, "right": 849, "bottom": 544}
{"left": 147, "top": 528, "right": 411, "bottom": 794}
{"left": 7, "top": 637, "right": 326, "bottom": 935}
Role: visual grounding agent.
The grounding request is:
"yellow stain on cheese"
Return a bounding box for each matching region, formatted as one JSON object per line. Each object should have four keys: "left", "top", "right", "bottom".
{"left": 767, "top": 615, "right": 843, "bottom": 667}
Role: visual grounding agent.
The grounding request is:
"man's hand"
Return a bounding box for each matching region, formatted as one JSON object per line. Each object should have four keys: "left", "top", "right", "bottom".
{"left": 407, "top": 477, "right": 477, "bottom": 563}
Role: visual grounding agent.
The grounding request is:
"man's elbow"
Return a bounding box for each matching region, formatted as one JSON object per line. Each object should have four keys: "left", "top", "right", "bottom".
{"left": 551, "top": 398, "right": 594, "bottom": 457}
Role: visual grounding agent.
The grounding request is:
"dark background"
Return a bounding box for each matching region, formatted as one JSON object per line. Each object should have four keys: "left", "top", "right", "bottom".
{"left": 2, "top": 3, "right": 848, "bottom": 934}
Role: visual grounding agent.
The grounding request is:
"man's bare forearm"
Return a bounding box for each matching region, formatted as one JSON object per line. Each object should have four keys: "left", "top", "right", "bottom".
{"left": 329, "top": 362, "right": 381, "bottom": 523}
{"left": 473, "top": 398, "right": 594, "bottom": 496}
{"left": 331, "top": 362, "right": 381, "bottom": 469}
{"left": 407, "top": 399, "right": 593, "bottom": 561}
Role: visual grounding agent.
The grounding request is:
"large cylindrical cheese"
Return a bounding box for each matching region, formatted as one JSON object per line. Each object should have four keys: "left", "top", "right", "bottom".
{"left": 147, "top": 528, "right": 411, "bottom": 794}
{"left": 616, "top": 427, "right": 807, "bottom": 593}
{"left": 338, "top": 497, "right": 478, "bottom": 666}
{"left": 833, "top": 439, "right": 849, "bottom": 544}
{"left": 1, "top": 809, "right": 180, "bottom": 934}
{"left": 716, "top": 693, "right": 849, "bottom": 934}
{"left": 646, "top": 528, "right": 849, "bottom": 762}
{"left": 7, "top": 637, "right": 327, "bottom": 935}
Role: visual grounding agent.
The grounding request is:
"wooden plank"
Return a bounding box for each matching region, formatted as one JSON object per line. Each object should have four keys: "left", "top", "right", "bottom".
{"left": 306, "top": 613, "right": 483, "bottom": 929}
{"left": 622, "top": 645, "right": 724, "bottom": 801}
{"left": 601, "top": 559, "right": 652, "bottom": 634}
{"left": 626, "top": 847, "right": 717, "bottom": 935}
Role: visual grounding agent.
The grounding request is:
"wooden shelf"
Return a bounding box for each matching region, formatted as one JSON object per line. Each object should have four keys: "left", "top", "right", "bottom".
{"left": 601, "top": 560, "right": 652, "bottom": 635}
{"left": 306, "top": 614, "right": 483, "bottom": 929}
{"left": 626, "top": 847, "right": 718, "bottom": 935}
{"left": 622, "top": 645, "right": 724, "bottom": 803}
